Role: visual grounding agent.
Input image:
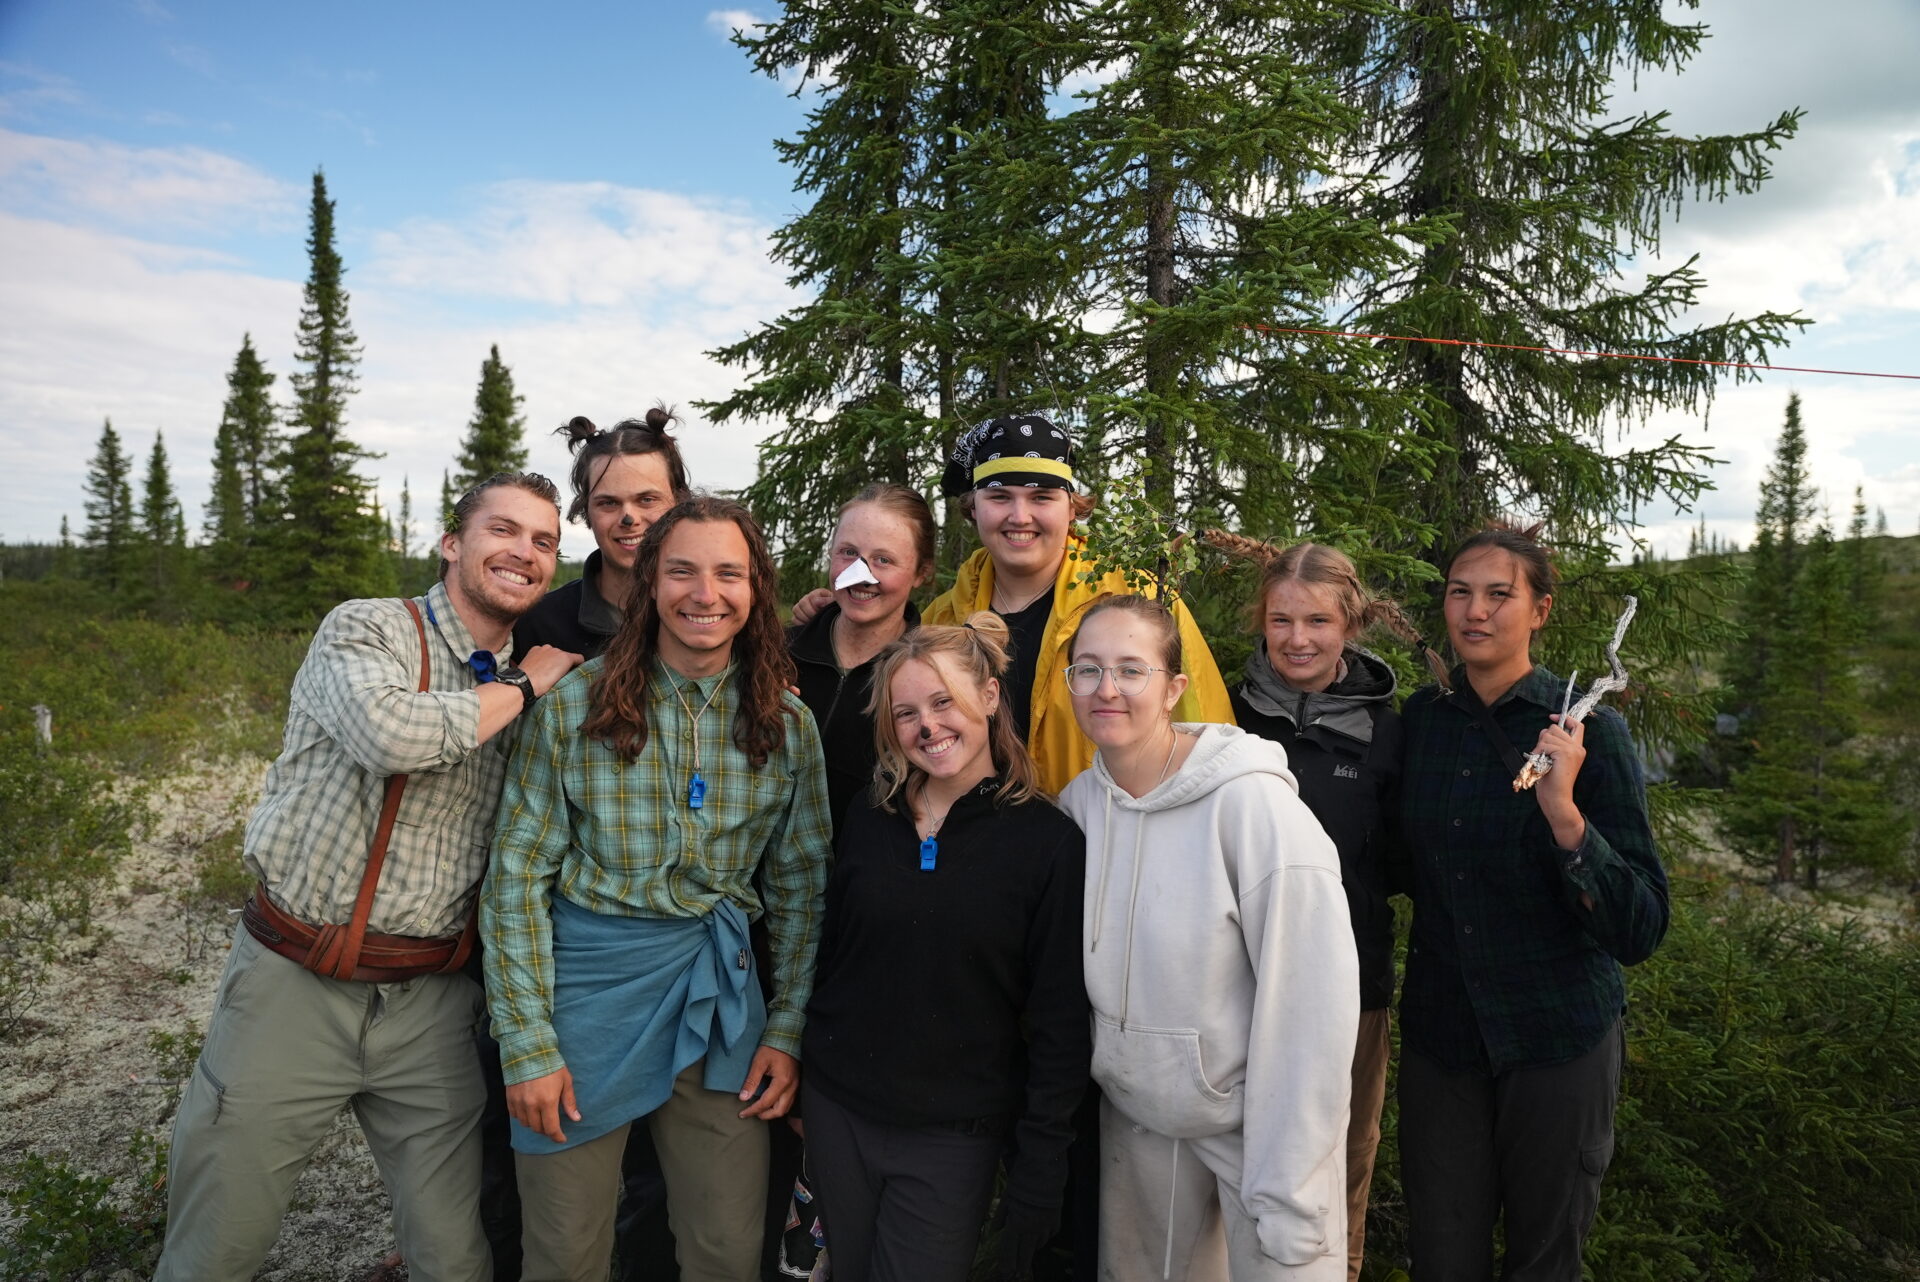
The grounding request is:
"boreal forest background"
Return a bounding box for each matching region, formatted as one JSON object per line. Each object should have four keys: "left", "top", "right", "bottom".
{"left": 3, "top": 4, "right": 1918, "bottom": 1280}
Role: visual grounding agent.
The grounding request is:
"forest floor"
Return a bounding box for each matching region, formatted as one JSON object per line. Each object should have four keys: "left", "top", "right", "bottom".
{"left": 0, "top": 758, "right": 405, "bottom": 1282}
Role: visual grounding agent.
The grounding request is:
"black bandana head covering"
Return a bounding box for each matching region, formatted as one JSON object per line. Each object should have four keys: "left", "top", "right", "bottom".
{"left": 941, "top": 413, "right": 1076, "bottom": 498}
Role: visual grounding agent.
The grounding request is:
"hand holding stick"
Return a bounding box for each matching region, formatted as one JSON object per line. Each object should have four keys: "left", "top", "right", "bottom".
{"left": 1513, "top": 596, "right": 1638, "bottom": 792}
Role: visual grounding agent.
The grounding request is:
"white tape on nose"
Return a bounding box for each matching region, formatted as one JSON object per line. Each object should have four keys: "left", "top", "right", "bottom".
{"left": 834, "top": 558, "right": 881, "bottom": 590}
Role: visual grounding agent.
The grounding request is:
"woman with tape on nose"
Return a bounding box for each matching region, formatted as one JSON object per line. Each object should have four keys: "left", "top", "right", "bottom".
{"left": 787, "top": 483, "right": 937, "bottom": 830}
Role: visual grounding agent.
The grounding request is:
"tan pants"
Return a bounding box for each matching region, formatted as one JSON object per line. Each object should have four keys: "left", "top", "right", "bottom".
{"left": 1346, "top": 1009, "right": 1392, "bottom": 1282}
{"left": 155, "top": 924, "right": 490, "bottom": 1282}
{"left": 516, "top": 1058, "right": 769, "bottom": 1282}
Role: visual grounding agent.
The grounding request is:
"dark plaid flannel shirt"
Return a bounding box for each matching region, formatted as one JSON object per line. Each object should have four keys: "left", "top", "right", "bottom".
{"left": 1397, "top": 665, "right": 1668, "bottom": 1073}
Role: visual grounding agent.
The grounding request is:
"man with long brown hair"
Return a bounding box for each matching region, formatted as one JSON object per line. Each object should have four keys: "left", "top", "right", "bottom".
{"left": 481, "top": 495, "right": 832, "bottom": 1282}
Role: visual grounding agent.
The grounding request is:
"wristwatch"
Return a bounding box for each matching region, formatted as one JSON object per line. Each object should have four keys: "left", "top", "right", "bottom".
{"left": 495, "top": 665, "right": 537, "bottom": 714}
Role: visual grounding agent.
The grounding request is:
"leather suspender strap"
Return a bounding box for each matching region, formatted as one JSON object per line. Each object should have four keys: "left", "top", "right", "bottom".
{"left": 304, "top": 598, "right": 434, "bottom": 982}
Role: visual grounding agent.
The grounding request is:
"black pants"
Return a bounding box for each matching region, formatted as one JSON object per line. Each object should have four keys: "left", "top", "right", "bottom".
{"left": 801, "top": 1083, "right": 1003, "bottom": 1282}
{"left": 1399, "top": 1019, "right": 1624, "bottom": 1282}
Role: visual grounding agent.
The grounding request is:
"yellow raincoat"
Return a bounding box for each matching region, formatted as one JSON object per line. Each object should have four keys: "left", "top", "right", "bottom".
{"left": 925, "top": 536, "right": 1235, "bottom": 795}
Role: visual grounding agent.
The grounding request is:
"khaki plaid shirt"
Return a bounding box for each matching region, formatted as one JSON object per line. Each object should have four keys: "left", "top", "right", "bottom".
{"left": 245, "top": 581, "right": 508, "bottom": 938}
{"left": 482, "top": 658, "right": 832, "bottom": 1084}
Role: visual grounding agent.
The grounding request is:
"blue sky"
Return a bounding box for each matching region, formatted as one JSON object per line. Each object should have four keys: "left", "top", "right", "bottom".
{"left": 2, "top": 0, "right": 1917, "bottom": 561}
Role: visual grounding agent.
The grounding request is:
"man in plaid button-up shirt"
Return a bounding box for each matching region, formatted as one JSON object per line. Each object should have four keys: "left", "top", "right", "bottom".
{"left": 156, "top": 475, "right": 583, "bottom": 1282}
{"left": 482, "top": 496, "right": 831, "bottom": 1282}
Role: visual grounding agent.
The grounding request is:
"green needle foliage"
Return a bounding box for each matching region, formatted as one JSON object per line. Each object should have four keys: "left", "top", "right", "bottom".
{"left": 137, "top": 429, "right": 187, "bottom": 609}
{"left": 203, "top": 333, "right": 278, "bottom": 592}
{"left": 1308, "top": 0, "right": 1805, "bottom": 567}
{"left": 453, "top": 343, "right": 530, "bottom": 490}
{"left": 80, "top": 418, "right": 137, "bottom": 595}
{"left": 266, "top": 170, "right": 393, "bottom": 623}
{"left": 703, "top": 1, "right": 1069, "bottom": 574}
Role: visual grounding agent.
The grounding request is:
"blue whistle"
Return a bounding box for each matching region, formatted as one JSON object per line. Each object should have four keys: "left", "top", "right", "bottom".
{"left": 919, "top": 837, "right": 938, "bottom": 872}
{"left": 688, "top": 772, "right": 706, "bottom": 810}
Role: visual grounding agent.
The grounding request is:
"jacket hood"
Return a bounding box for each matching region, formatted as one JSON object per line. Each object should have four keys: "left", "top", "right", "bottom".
{"left": 1238, "top": 643, "right": 1397, "bottom": 747}
{"left": 1085, "top": 722, "right": 1298, "bottom": 813}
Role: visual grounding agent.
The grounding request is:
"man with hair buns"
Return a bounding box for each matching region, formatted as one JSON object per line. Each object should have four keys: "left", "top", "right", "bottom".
{"left": 155, "top": 473, "right": 583, "bottom": 1282}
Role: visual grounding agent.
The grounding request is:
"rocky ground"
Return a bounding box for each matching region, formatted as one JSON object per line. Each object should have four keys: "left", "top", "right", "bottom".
{"left": 0, "top": 760, "right": 405, "bottom": 1282}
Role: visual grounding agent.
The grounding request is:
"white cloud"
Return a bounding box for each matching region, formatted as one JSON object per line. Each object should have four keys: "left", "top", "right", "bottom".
{"left": 705, "top": 9, "right": 767, "bottom": 39}
{"left": 366, "top": 181, "right": 788, "bottom": 314}
{"left": 0, "top": 127, "right": 299, "bottom": 232}
{"left": 0, "top": 160, "right": 805, "bottom": 560}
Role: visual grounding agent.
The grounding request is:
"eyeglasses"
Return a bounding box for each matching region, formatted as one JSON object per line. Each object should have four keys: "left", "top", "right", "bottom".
{"left": 1062, "top": 663, "right": 1167, "bottom": 696}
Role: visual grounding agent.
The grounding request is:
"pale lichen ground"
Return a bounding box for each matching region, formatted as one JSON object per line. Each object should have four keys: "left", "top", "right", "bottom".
{"left": 0, "top": 760, "right": 403, "bottom": 1282}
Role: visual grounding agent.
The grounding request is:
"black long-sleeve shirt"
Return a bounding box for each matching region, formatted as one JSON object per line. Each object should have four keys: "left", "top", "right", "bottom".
{"left": 802, "top": 778, "right": 1090, "bottom": 1212}
{"left": 1399, "top": 665, "right": 1668, "bottom": 1073}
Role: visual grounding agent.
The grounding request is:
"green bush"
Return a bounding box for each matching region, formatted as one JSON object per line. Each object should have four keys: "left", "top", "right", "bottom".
{"left": 1363, "top": 876, "right": 1920, "bottom": 1280}
{"left": 0, "top": 1142, "right": 166, "bottom": 1281}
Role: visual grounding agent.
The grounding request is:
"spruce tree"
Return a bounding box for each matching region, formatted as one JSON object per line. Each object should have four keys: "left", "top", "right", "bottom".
{"left": 54, "top": 515, "right": 76, "bottom": 579}
{"left": 204, "top": 334, "right": 277, "bottom": 585}
{"left": 453, "top": 344, "right": 529, "bottom": 490}
{"left": 271, "top": 171, "right": 393, "bottom": 620}
{"left": 1842, "top": 485, "right": 1882, "bottom": 622}
{"left": 1723, "top": 522, "right": 1907, "bottom": 886}
{"left": 81, "top": 418, "right": 138, "bottom": 593}
{"left": 139, "top": 430, "right": 186, "bottom": 600}
{"left": 1728, "top": 395, "right": 1816, "bottom": 714}
{"left": 704, "top": 2, "right": 1071, "bottom": 572}
{"left": 396, "top": 475, "right": 416, "bottom": 563}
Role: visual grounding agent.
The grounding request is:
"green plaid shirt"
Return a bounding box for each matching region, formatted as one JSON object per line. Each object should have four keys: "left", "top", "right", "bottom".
{"left": 482, "top": 657, "right": 832, "bottom": 1084}
{"left": 245, "top": 581, "right": 505, "bottom": 938}
{"left": 1398, "top": 665, "right": 1668, "bottom": 1073}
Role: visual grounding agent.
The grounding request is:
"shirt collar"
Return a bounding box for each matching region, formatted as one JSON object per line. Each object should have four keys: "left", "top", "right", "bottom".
{"left": 423, "top": 580, "right": 493, "bottom": 670}
{"left": 1444, "top": 662, "right": 1563, "bottom": 711}
{"left": 652, "top": 656, "right": 735, "bottom": 702}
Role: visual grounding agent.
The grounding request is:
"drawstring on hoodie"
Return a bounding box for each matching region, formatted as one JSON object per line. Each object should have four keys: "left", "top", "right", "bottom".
{"left": 1088, "top": 789, "right": 1150, "bottom": 1031}
{"left": 1163, "top": 1137, "right": 1181, "bottom": 1279}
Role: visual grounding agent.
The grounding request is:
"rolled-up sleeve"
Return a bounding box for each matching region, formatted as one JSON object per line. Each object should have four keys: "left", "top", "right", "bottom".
{"left": 299, "top": 601, "right": 482, "bottom": 777}
{"left": 756, "top": 706, "right": 832, "bottom": 1057}
{"left": 481, "top": 690, "right": 572, "bottom": 1084}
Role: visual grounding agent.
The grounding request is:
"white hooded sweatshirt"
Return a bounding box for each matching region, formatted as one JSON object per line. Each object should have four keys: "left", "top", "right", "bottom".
{"left": 1060, "top": 723, "right": 1359, "bottom": 1268}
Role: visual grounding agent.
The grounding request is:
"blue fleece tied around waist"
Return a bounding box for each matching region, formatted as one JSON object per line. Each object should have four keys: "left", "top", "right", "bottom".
{"left": 511, "top": 895, "right": 765, "bottom": 1155}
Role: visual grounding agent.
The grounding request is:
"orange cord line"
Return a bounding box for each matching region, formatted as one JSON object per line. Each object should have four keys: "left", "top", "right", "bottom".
{"left": 1244, "top": 323, "right": 1920, "bottom": 381}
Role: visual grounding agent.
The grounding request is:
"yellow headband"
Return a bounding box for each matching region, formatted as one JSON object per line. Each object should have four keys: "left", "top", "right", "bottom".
{"left": 973, "top": 456, "right": 1075, "bottom": 486}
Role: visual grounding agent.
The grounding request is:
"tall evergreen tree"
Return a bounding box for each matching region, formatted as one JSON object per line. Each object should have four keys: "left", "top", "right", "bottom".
{"left": 1723, "top": 522, "right": 1907, "bottom": 886}
{"left": 396, "top": 474, "right": 416, "bottom": 562}
{"left": 54, "top": 514, "right": 76, "bottom": 580}
{"left": 1727, "top": 394, "right": 1816, "bottom": 713}
{"left": 1842, "top": 485, "right": 1882, "bottom": 621}
{"left": 704, "top": 2, "right": 1072, "bottom": 572}
{"left": 139, "top": 429, "right": 186, "bottom": 600}
{"left": 270, "top": 170, "right": 393, "bottom": 619}
{"left": 81, "top": 418, "right": 138, "bottom": 593}
{"left": 1311, "top": 2, "right": 1803, "bottom": 563}
{"left": 204, "top": 334, "right": 277, "bottom": 583}
{"left": 453, "top": 344, "right": 529, "bottom": 490}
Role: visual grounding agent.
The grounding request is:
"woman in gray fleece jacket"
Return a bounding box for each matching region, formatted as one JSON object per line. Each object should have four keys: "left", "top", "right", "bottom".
{"left": 1059, "top": 595, "right": 1359, "bottom": 1282}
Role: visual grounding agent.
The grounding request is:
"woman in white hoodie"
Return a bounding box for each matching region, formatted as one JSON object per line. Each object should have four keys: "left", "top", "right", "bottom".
{"left": 1058, "top": 595, "right": 1359, "bottom": 1282}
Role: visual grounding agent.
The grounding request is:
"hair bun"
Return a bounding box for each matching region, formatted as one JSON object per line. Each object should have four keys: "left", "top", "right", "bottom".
{"left": 644, "top": 404, "right": 680, "bottom": 434}
{"left": 558, "top": 415, "right": 600, "bottom": 450}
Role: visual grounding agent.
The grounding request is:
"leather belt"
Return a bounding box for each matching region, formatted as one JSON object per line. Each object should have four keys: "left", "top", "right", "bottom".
{"left": 244, "top": 884, "right": 476, "bottom": 984}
